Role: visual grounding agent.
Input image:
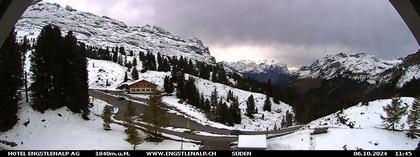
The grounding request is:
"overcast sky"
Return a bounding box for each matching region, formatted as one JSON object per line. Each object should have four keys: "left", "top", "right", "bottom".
{"left": 44, "top": 0, "right": 419, "bottom": 68}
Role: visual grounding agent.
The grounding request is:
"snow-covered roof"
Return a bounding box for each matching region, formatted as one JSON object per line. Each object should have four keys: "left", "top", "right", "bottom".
{"left": 237, "top": 135, "right": 267, "bottom": 149}
{"left": 127, "top": 79, "right": 158, "bottom": 87}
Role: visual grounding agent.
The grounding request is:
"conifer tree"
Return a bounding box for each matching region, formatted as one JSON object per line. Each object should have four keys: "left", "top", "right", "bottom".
{"left": 157, "top": 52, "right": 163, "bottom": 71}
{"left": 62, "top": 31, "right": 90, "bottom": 118}
{"left": 117, "top": 55, "right": 124, "bottom": 65}
{"left": 31, "top": 26, "right": 90, "bottom": 118}
{"left": 162, "top": 58, "right": 171, "bottom": 72}
{"left": 125, "top": 123, "right": 143, "bottom": 150}
{"left": 227, "top": 90, "right": 234, "bottom": 102}
{"left": 124, "top": 102, "right": 137, "bottom": 129}
{"left": 286, "top": 110, "right": 294, "bottom": 127}
{"left": 125, "top": 61, "right": 132, "bottom": 70}
{"left": 0, "top": 30, "right": 22, "bottom": 131}
{"left": 216, "top": 99, "right": 233, "bottom": 126}
{"left": 102, "top": 106, "right": 113, "bottom": 131}
{"left": 31, "top": 24, "right": 62, "bottom": 112}
{"left": 48, "top": 26, "right": 66, "bottom": 111}
{"left": 119, "top": 46, "right": 126, "bottom": 55}
{"left": 176, "top": 71, "right": 185, "bottom": 100}
{"left": 204, "top": 99, "right": 211, "bottom": 112}
{"left": 124, "top": 72, "right": 128, "bottom": 82}
{"left": 141, "top": 91, "right": 169, "bottom": 140}
{"left": 246, "top": 95, "right": 256, "bottom": 118}
{"left": 211, "top": 68, "right": 218, "bottom": 82}
{"left": 407, "top": 98, "right": 420, "bottom": 138}
{"left": 281, "top": 118, "right": 287, "bottom": 128}
{"left": 112, "top": 47, "right": 118, "bottom": 63}
{"left": 124, "top": 103, "right": 143, "bottom": 150}
{"left": 163, "top": 76, "right": 174, "bottom": 94}
{"left": 185, "top": 77, "right": 200, "bottom": 107}
{"left": 131, "top": 67, "right": 139, "bottom": 80}
{"left": 139, "top": 51, "right": 145, "bottom": 61}
{"left": 263, "top": 94, "right": 272, "bottom": 112}
{"left": 200, "top": 94, "right": 205, "bottom": 110}
{"left": 217, "top": 65, "right": 228, "bottom": 84}
{"left": 210, "top": 88, "right": 218, "bottom": 107}
{"left": 132, "top": 57, "right": 137, "bottom": 67}
{"left": 229, "top": 98, "right": 242, "bottom": 124}
{"left": 170, "top": 65, "right": 178, "bottom": 83}
{"left": 381, "top": 97, "right": 407, "bottom": 131}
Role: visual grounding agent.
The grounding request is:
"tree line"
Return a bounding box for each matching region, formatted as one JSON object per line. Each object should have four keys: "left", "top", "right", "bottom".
{"left": 30, "top": 24, "right": 90, "bottom": 119}
{"left": 0, "top": 24, "right": 92, "bottom": 131}
{"left": 0, "top": 30, "right": 24, "bottom": 131}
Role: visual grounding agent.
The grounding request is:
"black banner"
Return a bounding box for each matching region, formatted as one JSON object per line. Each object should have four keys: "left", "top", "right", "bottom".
{"left": 0, "top": 150, "right": 418, "bottom": 157}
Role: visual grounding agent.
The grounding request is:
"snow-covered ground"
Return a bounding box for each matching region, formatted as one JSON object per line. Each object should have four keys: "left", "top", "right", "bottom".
{"left": 129, "top": 74, "right": 293, "bottom": 131}
{"left": 89, "top": 58, "right": 293, "bottom": 131}
{"left": 0, "top": 97, "right": 200, "bottom": 150}
{"left": 88, "top": 59, "right": 127, "bottom": 89}
{"left": 397, "top": 65, "right": 420, "bottom": 88}
{"left": 267, "top": 97, "right": 418, "bottom": 150}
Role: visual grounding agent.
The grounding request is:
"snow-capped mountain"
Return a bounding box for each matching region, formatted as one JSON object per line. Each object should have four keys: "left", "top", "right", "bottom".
{"left": 381, "top": 50, "right": 420, "bottom": 88}
{"left": 15, "top": 1, "right": 216, "bottom": 64}
{"left": 297, "top": 53, "right": 402, "bottom": 84}
{"left": 222, "top": 60, "right": 292, "bottom": 85}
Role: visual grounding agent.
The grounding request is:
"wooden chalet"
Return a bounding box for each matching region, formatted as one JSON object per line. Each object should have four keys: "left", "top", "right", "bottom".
{"left": 127, "top": 80, "right": 158, "bottom": 94}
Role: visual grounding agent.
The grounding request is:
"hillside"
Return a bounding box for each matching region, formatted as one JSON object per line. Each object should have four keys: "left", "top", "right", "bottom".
{"left": 88, "top": 58, "right": 293, "bottom": 131}
{"left": 0, "top": 96, "right": 199, "bottom": 150}
{"left": 267, "top": 97, "right": 418, "bottom": 150}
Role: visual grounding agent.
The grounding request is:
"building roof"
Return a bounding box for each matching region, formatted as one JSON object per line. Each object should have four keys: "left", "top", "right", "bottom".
{"left": 127, "top": 79, "right": 158, "bottom": 88}
{"left": 237, "top": 135, "right": 267, "bottom": 149}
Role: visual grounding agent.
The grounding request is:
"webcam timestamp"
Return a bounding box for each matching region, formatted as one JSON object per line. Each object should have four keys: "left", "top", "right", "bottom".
{"left": 353, "top": 151, "right": 413, "bottom": 157}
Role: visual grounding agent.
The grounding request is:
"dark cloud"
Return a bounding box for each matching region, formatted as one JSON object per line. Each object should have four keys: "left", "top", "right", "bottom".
{"left": 46, "top": 0, "right": 419, "bottom": 67}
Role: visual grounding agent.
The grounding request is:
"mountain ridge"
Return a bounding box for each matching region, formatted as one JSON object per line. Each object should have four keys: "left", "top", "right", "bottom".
{"left": 15, "top": 1, "right": 216, "bottom": 64}
{"left": 221, "top": 59, "right": 292, "bottom": 85}
{"left": 296, "top": 52, "right": 402, "bottom": 84}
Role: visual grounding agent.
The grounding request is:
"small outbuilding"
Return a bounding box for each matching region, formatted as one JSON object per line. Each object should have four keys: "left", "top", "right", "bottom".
{"left": 237, "top": 135, "right": 267, "bottom": 150}
{"left": 127, "top": 80, "right": 158, "bottom": 94}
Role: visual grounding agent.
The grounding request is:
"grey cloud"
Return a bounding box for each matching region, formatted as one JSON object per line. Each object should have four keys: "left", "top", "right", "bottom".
{"left": 46, "top": 0, "right": 419, "bottom": 66}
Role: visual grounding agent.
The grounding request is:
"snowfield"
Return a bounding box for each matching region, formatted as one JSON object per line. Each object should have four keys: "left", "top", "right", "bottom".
{"left": 267, "top": 97, "right": 418, "bottom": 150}
{"left": 0, "top": 97, "right": 200, "bottom": 150}
{"left": 397, "top": 65, "right": 420, "bottom": 88}
{"left": 88, "top": 59, "right": 127, "bottom": 89}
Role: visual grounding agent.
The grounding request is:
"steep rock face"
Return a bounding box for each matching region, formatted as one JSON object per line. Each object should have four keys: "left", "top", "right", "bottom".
{"left": 15, "top": 1, "right": 216, "bottom": 64}
{"left": 379, "top": 50, "right": 420, "bottom": 88}
{"left": 222, "top": 60, "right": 292, "bottom": 85}
{"left": 297, "top": 53, "right": 402, "bottom": 84}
